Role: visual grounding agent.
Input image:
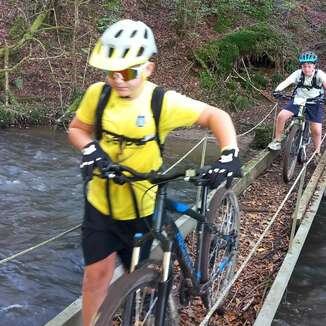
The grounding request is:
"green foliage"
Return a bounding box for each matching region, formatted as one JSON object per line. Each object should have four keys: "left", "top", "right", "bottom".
{"left": 209, "top": 0, "right": 275, "bottom": 21}
{"left": 284, "top": 58, "right": 297, "bottom": 74}
{"left": 253, "top": 124, "right": 274, "bottom": 149}
{"left": 0, "top": 104, "right": 14, "bottom": 128}
{"left": 195, "top": 23, "right": 284, "bottom": 76}
{"left": 96, "top": 0, "right": 123, "bottom": 33}
{"left": 64, "top": 92, "right": 84, "bottom": 120}
{"left": 231, "top": 94, "right": 252, "bottom": 111}
{"left": 213, "top": 80, "right": 254, "bottom": 112}
{"left": 9, "top": 16, "right": 27, "bottom": 40}
{"left": 214, "top": 16, "right": 234, "bottom": 33}
{"left": 271, "top": 73, "right": 284, "bottom": 88}
{"left": 199, "top": 71, "right": 216, "bottom": 92}
{"left": 0, "top": 101, "right": 47, "bottom": 128}
{"left": 175, "top": 0, "right": 201, "bottom": 35}
{"left": 14, "top": 78, "right": 24, "bottom": 90}
{"left": 252, "top": 73, "right": 268, "bottom": 89}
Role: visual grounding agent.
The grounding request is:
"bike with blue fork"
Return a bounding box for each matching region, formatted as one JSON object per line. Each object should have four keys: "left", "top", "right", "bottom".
{"left": 94, "top": 163, "right": 240, "bottom": 326}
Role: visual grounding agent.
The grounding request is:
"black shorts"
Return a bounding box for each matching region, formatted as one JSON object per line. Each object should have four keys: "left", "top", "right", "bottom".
{"left": 284, "top": 99, "right": 324, "bottom": 123}
{"left": 82, "top": 200, "right": 153, "bottom": 269}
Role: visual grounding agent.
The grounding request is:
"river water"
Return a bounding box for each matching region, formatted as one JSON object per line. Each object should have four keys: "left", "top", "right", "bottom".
{"left": 0, "top": 127, "right": 212, "bottom": 326}
{"left": 3, "top": 128, "right": 326, "bottom": 326}
{"left": 273, "top": 200, "right": 326, "bottom": 326}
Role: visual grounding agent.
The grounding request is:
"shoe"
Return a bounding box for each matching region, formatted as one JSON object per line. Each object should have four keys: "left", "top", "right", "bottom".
{"left": 268, "top": 139, "right": 281, "bottom": 151}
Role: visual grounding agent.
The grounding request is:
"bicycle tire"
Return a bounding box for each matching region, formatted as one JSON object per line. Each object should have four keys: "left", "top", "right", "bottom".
{"left": 298, "top": 122, "right": 310, "bottom": 165}
{"left": 200, "top": 187, "right": 240, "bottom": 310}
{"left": 283, "top": 124, "right": 301, "bottom": 182}
{"left": 94, "top": 261, "right": 178, "bottom": 326}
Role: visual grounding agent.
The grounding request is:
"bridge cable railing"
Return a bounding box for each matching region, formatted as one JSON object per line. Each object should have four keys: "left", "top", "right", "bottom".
{"left": 0, "top": 103, "right": 283, "bottom": 266}
{"left": 0, "top": 138, "right": 208, "bottom": 265}
{"left": 1, "top": 100, "right": 321, "bottom": 324}
{"left": 199, "top": 131, "right": 326, "bottom": 325}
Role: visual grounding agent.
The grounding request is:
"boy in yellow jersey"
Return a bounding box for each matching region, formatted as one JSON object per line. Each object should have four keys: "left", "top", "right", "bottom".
{"left": 68, "top": 19, "right": 241, "bottom": 326}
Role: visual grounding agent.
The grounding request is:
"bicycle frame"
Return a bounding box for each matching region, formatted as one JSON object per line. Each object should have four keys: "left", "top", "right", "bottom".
{"left": 128, "top": 181, "right": 211, "bottom": 326}
{"left": 292, "top": 104, "right": 308, "bottom": 150}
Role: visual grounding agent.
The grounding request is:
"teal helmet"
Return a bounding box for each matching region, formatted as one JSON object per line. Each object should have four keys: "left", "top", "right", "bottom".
{"left": 298, "top": 51, "right": 318, "bottom": 64}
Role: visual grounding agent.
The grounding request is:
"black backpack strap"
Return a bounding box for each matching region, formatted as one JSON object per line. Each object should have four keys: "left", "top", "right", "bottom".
{"left": 312, "top": 69, "right": 322, "bottom": 89}
{"left": 295, "top": 70, "right": 322, "bottom": 92}
{"left": 95, "top": 84, "right": 112, "bottom": 140}
{"left": 151, "top": 86, "right": 165, "bottom": 154}
{"left": 293, "top": 71, "right": 304, "bottom": 95}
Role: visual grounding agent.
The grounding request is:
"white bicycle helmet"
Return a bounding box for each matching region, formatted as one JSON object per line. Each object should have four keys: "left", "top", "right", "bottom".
{"left": 89, "top": 19, "right": 157, "bottom": 71}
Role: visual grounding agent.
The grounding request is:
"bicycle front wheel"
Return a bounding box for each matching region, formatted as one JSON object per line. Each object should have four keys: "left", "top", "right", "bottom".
{"left": 94, "top": 261, "right": 177, "bottom": 326}
{"left": 201, "top": 187, "right": 240, "bottom": 310}
{"left": 283, "top": 124, "right": 301, "bottom": 182}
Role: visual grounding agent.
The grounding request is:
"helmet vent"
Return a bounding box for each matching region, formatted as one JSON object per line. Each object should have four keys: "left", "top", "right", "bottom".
{"left": 130, "top": 30, "right": 137, "bottom": 38}
{"left": 122, "top": 48, "right": 130, "bottom": 58}
{"left": 108, "top": 47, "right": 114, "bottom": 58}
{"left": 114, "top": 30, "right": 123, "bottom": 38}
{"left": 144, "top": 29, "right": 148, "bottom": 39}
{"left": 137, "top": 47, "right": 145, "bottom": 57}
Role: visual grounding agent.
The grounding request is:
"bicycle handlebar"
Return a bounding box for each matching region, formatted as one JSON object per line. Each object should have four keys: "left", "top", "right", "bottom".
{"left": 99, "top": 163, "right": 211, "bottom": 186}
{"left": 273, "top": 92, "right": 325, "bottom": 105}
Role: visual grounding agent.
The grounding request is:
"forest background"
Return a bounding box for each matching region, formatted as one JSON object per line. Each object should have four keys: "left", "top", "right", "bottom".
{"left": 0, "top": 0, "right": 325, "bottom": 144}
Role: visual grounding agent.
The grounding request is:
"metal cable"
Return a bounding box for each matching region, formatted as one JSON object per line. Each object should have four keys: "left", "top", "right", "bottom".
{"left": 207, "top": 103, "right": 278, "bottom": 141}
{"left": 199, "top": 133, "right": 326, "bottom": 325}
{"left": 0, "top": 224, "right": 81, "bottom": 265}
{"left": 238, "top": 104, "right": 278, "bottom": 137}
{"left": 163, "top": 136, "right": 207, "bottom": 174}
{"left": 0, "top": 139, "right": 208, "bottom": 265}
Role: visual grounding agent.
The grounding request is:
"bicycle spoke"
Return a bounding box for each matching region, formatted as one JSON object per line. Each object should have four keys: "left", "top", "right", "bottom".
{"left": 202, "top": 189, "right": 240, "bottom": 309}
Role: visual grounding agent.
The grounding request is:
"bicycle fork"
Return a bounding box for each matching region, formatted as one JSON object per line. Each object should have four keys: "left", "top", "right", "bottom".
{"left": 156, "top": 239, "right": 174, "bottom": 326}
{"left": 298, "top": 120, "right": 311, "bottom": 163}
{"left": 129, "top": 234, "right": 174, "bottom": 326}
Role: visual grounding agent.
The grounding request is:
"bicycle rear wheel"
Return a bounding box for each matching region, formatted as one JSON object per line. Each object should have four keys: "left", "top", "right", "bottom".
{"left": 283, "top": 124, "right": 301, "bottom": 182}
{"left": 94, "top": 261, "right": 178, "bottom": 326}
{"left": 201, "top": 187, "right": 240, "bottom": 310}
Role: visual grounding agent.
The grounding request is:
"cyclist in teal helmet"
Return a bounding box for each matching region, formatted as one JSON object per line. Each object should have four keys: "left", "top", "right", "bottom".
{"left": 268, "top": 51, "right": 326, "bottom": 160}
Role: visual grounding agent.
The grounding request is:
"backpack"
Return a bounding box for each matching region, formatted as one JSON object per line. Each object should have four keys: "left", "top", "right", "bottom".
{"left": 95, "top": 84, "right": 165, "bottom": 155}
{"left": 295, "top": 69, "right": 322, "bottom": 92}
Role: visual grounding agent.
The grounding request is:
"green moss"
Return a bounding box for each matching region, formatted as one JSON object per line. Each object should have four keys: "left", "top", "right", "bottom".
{"left": 9, "top": 16, "right": 27, "bottom": 40}
{"left": 231, "top": 95, "right": 252, "bottom": 111}
{"left": 253, "top": 124, "right": 274, "bottom": 149}
{"left": 223, "top": 30, "right": 260, "bottom": 54}
{"left": 0, "top": 95, "right": 49, "bottom": 128}
{"left": 0, "top": 105, "right": 14, "bottom": 128}
{"left": 284, "top": 58, "right": 297, "bottom": 74}
{"left": 209, "top": 0, "right": 275, "bottom": 22}
{"left": 214, "top": 16, "right": 234, "bottom": 33}
{"left": 195, "top": 23, "right": 284, "bottom": 77}
{"left": 27, "top": 107, "right": 48, "bottom": 125}
{"left": 271, "top": 73, "right": 284, "bottom": 88}
{"left": 252, "top": 73, "right": 269, "bottom": 89}
{"left": 199, "top": 71, "right": 216, "bottom": 92}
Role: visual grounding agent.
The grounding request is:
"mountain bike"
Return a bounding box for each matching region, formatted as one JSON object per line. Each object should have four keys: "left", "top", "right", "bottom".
{"left": 276, "top": 94, "right": 324, "bottom": 182}
{"left": 93, "top": 164, "right": 240, "bottom": 326}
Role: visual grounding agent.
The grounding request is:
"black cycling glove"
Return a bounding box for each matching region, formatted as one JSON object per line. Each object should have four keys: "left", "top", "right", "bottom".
{"left": 80, "top": 141, "right": 112, "bottom": 181}
{"left": 272, "top": 90, "right": 283, "bottom": 99}
{"left": 205, "top": 147, "right": 241, "bottom": 189}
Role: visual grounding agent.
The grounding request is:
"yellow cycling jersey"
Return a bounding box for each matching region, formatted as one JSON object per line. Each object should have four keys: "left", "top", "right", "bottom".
{"left": 76, "top": 80, "right": 205, "bottom": 220}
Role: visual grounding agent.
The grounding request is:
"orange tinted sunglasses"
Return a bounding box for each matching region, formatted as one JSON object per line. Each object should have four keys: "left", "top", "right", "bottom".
{"left": 108, "top": 65, "right": 144, "bottom": 81}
